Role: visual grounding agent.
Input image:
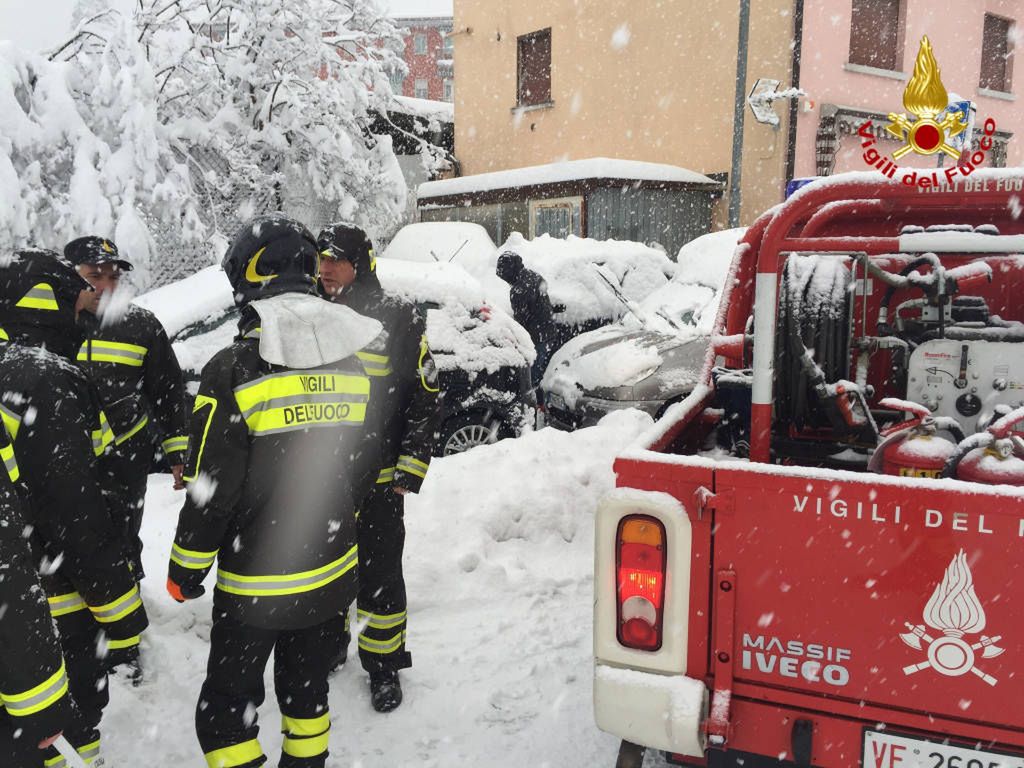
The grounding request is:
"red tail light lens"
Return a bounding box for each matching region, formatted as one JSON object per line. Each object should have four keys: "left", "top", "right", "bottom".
{"left": 616, "top": 515, "right": 666, "bottom": 651}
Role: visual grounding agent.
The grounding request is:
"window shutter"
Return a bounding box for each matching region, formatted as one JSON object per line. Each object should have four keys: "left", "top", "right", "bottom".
{"left": 517, "top": 29, "right": 552, "bottom": 106}
{"left": 849, "top": 0, "right": 901, "bottom": 71}
{"left": 980, "top": 14, "right": 1012, "bottom": 91}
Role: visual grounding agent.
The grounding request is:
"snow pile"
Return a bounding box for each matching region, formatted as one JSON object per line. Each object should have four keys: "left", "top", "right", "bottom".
{"left": 543, "top": 329, "right": 663, "bottom": 405}
{"left": 381, "top": 221, "right": 497, "bottom": 281}
{"left": 375, "top": 258, "right": 485, "bottom": 307}
{"left": 427, "top": 303, "right": 535, "bottom": 372}
{"left": 134, "top": 266, "right": 234, "bottom": 338}
{"left": 104, "top": 409, "right": 653, "bottom": 766}
{"left": 494, "top": 233, "right": 675, "bottom": 325}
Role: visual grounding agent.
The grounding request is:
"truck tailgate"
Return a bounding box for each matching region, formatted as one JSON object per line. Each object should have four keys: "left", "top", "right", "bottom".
{"left": 711, "top": 462, "right": 1024, "bottom": 735}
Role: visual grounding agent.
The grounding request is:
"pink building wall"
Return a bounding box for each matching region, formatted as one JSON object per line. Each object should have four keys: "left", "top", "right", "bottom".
{"left": 795, "top": 0, "right": 1023, "bottom": 179}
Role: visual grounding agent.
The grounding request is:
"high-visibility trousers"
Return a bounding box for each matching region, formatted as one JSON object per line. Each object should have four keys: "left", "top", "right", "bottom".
{"left": 196, "top": 609, "right": 345, "bottom": 768}
{"left": 352, "top": 484, "right": 411, "bottom": 674}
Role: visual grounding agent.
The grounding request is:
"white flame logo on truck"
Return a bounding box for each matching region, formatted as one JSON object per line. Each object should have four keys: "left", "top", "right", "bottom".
{"left": 900, "top": 550, "right": 1005, "bottom": 686}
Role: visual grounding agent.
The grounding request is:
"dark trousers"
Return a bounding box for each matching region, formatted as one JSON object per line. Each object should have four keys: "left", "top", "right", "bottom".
{"left": 348, "top": 484, "right": 411, "bottom": 674}
{"left": 101, "top": 439, "right": 150, "bottom": 580}
{"left": 196, "top": 609, "right": 345, "bottom": 768}
{"left": 2, "top": 618, "right": 110, "bottom": 768}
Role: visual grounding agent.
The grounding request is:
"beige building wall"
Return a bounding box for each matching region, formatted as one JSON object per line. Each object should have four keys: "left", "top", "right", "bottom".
{"left": 451, "top": 0, "right": 796, "bottom": 227}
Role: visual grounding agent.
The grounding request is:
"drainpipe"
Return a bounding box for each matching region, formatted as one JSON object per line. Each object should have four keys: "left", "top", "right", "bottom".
{"left": 728, "top": 0, "right": 751, "bottom": 227}
{"left": 783, "top": 0, "right": 805, "bottom": 187}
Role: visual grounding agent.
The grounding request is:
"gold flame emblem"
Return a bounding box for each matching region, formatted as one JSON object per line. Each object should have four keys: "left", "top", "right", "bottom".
{"left": 886, "top": 37, "right": 968, "bottom": 159}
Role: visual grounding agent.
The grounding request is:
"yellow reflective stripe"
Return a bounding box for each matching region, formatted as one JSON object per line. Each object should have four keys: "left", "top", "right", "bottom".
{"left": 243, "top": 327, "right": 262, "bottom": 339}
{"left": 0, "top": 404, "right": 21, "bottom": 440}
{"left": 205, "top": 738, "right": 264, "bottom": 768}
{"left": 77, "top": 740, "right": 101, "bottom": 763}
{"left": 1, "top": 661, "right": 68, "bottom": 717}
{"left": 233, "top": 371, "right": 370, "bottom": 435}
{"left": 92, "top": 411, "right": 114, "bottom": 456}
{"left": 16, "top": 283, "right": 58, "bottom": 311}
{"left": 171, "top": 542, "right": 218, "bottom": 570}
{"left": 1, "top": 441, "right": 18, "bottom": 482}
{"left": 282, "top": 712, "right": 330, "bottom": 737}
{"left": 162, "top": 435, "right": 188, "bottom": 454}
{"left": 114, "top": 414, "right": 149, "bottom": 446}
{"left": 396, "top": 455, "right": 428, "bottom": 479}
{"left": 0, "top": 327, "right": 8, "bottom": 341}
{"left": 282, "top": 730, "right": 329, "bottom": 759}
{"left": 107, "top": 635, "right": 140, "bottom": 651}
{"left": 47, "top": 591, "right": 87, "bottom": 617}
{"left": 88, "top": 585, "right": 142, "bottom": 624}
{"left": 357, "top": 609, "right": 406, "bottom": 630}
{"left": 184, "top": 394, "right": 217, "bottom": 483}
{"left": 77, "top": 340, "right": 148, "bottom": 367}
{"left": 356, "top": 351, "right": 392, "bottom": 377}
{"left": 418, "top": 335, "right": 439, "bottom": 393}
{"left": 357, "top": 630, "right": 406, "bottom": 655}
{"left": 216, "top": 546, "right": 357, "bottom": 597}
{"left": 376, "top": 466, "right": 396, "bottom": 484}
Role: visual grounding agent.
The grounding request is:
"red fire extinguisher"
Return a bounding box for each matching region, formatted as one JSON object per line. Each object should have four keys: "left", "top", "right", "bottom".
{"left": 946, "top": 405, "right": 1024, "bottom": 486}
{"left": 869, "top": 398, "right": 964, "bottom": 478}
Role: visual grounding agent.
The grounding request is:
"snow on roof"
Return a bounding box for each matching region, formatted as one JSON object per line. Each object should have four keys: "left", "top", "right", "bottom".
{"left": 381, "top": 0, "right": 452, "bottom": 19}
{"left": 390, "top": 95, "right": 454, "bottom": 122}
{"left": 418, "top": 158, "right": 721, "bottom": 200}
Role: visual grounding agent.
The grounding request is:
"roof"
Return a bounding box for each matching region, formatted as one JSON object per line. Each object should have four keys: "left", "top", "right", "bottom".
{"left": 418, "top": 158, "right": 721, "bottom": 200}
{"left": 391, "top": 95, "right": 454, "bottom": 122}
{"left": 381, "top": 0, "right": 452, "bottom": 18}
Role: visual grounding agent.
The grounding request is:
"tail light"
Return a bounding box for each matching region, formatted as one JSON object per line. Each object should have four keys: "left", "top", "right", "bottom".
{"left": 616, "top": 515, "right": 666, "bottom": 651}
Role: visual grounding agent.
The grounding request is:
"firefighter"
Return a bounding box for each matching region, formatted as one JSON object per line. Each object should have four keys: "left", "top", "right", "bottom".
{"left": 315, "top": 223, "right": 439, "bottom": 713}
{"left": 65, "top": 235, "right": 189, "bottom": 682}
{"left": 495, "top": 252, "right": 558, "bottom": 391}
{"left": 167, "top": 214, "right": 384, "bottom": 768}
{"left": 0, "top": 249, "right": 149, "bottom": 767}
{"left": 0, "top": 424, "right": 73, "bottom": 768}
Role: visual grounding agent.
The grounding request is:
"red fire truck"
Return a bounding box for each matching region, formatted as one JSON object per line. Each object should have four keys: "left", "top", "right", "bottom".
{"left": 594, "top": 170, "right": 1024, "bottom": 768}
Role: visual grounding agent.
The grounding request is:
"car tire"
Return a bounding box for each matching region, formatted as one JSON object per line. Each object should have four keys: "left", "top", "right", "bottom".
{"left": 439, "top": 412, "right": 512, "bottom": 456}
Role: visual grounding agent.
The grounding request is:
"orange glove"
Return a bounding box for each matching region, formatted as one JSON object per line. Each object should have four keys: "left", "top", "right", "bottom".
{"left": 167, "top": 578, "right": 205, "bottom": 603}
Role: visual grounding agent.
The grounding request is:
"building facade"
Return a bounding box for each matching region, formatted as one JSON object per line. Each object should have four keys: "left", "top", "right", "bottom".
{"left": 450, "top": 0, "right": 1021, "bottom": 230}
{"left": 797, "top": 0, "right": 1021, "bottom": 178}
{"left": 392, "top": 15, "right": 454, "bottom": 103}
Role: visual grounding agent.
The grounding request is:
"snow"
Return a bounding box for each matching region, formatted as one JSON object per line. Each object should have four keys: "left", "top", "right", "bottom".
{"left": 101, "top": 408, "right": 655, "bottom": 766}
{"left": 381, "top": 221, "right": 497, "bottom": 281}
{"left": 380, "top": 0, "right": 452, "bottom": 18}
{"left": 390, "top": 95, "right": 454, "bottom": 122}
{"left": 492, "top": 232, "right": 675, "bottom": 325}
{"left": 427, "top": 302, "right": 535, "bottom": 372}
{"left": 544, "top": 329, "right": 664, "bottom": 406}
{"left": 418, "top": 157, "right": 721, "bottom": 200}
{"left": 133, "top": 266, "right": 233, "bottom": 338}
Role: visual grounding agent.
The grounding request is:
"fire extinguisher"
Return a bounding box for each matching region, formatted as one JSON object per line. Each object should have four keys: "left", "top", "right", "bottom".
{"left": 868, "top": 398, "right": 965, "bottom": 478}
{"left": 944, "top": 405, "right": 1024, "bottom": 486}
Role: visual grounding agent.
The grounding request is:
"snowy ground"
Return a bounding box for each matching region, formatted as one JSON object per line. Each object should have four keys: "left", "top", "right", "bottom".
{"left": 101, "top": 410, "right": 654, "bottom": 767}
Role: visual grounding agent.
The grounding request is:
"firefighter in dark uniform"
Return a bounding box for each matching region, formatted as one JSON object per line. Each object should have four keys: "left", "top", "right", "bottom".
{"left": 316, "top": 223, "right": 440, "bottom": 713}
{"left": 65, "top": 236, "right": 189, "bottom": 681}
{"left": 0, "top": 250, "right": 149, "bottom": 767}
{"left": 0, "top": 424, "right": 73, "bottom": 768}
{"left": 496, "top": 252, "right": 558, "bottom": 391}
{"left": 167, "top": 215, "right": 385, "bottom": 768}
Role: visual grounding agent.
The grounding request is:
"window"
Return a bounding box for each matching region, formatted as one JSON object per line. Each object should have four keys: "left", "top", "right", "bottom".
{"left": 443, "top": 79, "right": 454, "bottom": 102}
{"left": 443, "top": 33, "right": 454, "bottom": 56}
{"left": 517, "top": 28, "right": 552, "bottom": 107}
{"left": 415, "top": 78, "right": 429, "bottom": 99}
{"left": 414, "top": 33, "right": 428, "bottom": 55}
{"left": 848, "top": 0, "right": 903, "bottom": 71}
{"left": 390, "top": 71, "right": 406, "bottom": 95}
{"left": 981, "top": 14, "right": 1014, "bottom": 92}
{"left": 530, "top": 197, "right": 582, "bottom": 239}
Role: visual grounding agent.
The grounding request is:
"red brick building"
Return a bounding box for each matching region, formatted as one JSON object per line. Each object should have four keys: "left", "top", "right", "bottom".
{"left": 391, "top": 15, "right": 454, "bottom": 103}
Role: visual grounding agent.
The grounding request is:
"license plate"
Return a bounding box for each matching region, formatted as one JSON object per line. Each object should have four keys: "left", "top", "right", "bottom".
{"left": 863, "top": 731, "right": 1024, "bottom": 768}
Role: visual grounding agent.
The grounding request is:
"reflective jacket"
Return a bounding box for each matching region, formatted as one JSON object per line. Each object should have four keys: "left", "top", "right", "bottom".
{"left": 77, "top": 304, "right": 189, "bottom": 462}
{"left": 169, "top": 301, "right": 384, "bottom": 630}
{"left": 0, "top": 426, "right": 72, "bottom": 746}
{"left": 0, "top": 340, "right": 147, "bottom": 643}
{"left": 326, "top": 252, "right": 439, "bottom": 493}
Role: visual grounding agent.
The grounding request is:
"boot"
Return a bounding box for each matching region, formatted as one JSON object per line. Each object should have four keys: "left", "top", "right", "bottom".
{"left": 369, "top": 670, "right": 402, "bottom": 713}
{"left": 108, "top": 645, "right": 143, "bottom": 687}
{"left": 329, "top": 629, "right": 351, "bottom": 675}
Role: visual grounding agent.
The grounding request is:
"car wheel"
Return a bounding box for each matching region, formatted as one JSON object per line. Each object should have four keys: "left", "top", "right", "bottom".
{"left": 440, "top": 412, "right": 511, "bottom": 456}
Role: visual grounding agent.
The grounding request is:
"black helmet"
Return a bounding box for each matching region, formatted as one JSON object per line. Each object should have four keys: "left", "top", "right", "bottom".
{"left": 496, "top": 251, "right": 524, "bottom": 283}
{"left": 0, "top": 249, "right": 91, "bottom": 354}
{"left": 316, "top": 223, "right": 375, "bottom": 273}
{"left": 222, "top": 214, "right": 320, "bottom": 305}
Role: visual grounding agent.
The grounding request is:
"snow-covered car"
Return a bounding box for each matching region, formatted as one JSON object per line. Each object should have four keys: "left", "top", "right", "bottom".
{"left": 542, "top": 229, "right": 744, "bottom": 430}
{"left": 153, "top": 260, "right": 536, "bottom": 456}
{"left": 380, "top": 221, "right": 498, "bottom": 283}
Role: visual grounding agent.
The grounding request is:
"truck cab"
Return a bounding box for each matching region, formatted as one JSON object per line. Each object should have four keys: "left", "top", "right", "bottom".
{"left": 594, "top": 171, "right": 1024, "bottom": 768}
